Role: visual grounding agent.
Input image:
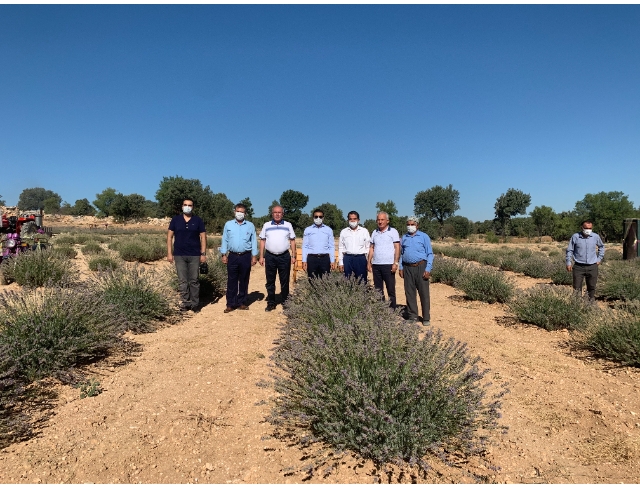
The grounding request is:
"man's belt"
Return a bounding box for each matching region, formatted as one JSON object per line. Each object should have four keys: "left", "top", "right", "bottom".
{"left": 344, "top": 253, "right": 366, "bottom": 256}
{"left": 229, "top": 251, "right": 250, "bottom": 255}
{"left": 574, "top": 262, "right": 597, "bottom": 266}
{"left": 266, "top": 250, "right": 289, "bottom": 256}
{"left": 307, "top": 253, "right": 329, "bottom": 257}
{"left": 402, "top": 260, "right": 426, "bottom": 267}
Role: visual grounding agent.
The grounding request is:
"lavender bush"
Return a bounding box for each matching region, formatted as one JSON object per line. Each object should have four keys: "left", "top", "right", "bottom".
{"left": 429, "top": 257, "right": 467, "bottom": 286}
{"left": 0, "top": 248, "right": 77, "bottom": 287}
{"left": 454, "top": 267, "right": 514, "bottom": 304}
{"left": 269, "top": 274, "right": 505, "bottom": 473}
{"left": 90, "top": 265, "right": 176, "bottom": 333}
{"left": 0, "top": 286, "right": 123, "bottom": 381}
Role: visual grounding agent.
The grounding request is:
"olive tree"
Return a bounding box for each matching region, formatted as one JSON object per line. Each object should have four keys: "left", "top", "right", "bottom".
{"left": 494, "top": 188, "right": 531, "bottom": 236}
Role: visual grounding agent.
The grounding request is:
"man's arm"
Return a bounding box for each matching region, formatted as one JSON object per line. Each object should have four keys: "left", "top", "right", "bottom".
{"left": 259, "top": 239, "right": 266, "bottom": 266}
{"left": 329, "top": 228, "right": 336, "bottom": 269}
{"left": 392, "top": 242, "right": 401, "bottom": 274}
{"left": 167, "top": 230, "right": 175, "bottom": 263}
{"left": 424, "top": 235, "right": 434, "bottom": 279}
{"left": 566, "top": 235, "right": 575, "bottom": 270}
{"left": 338, "top": 231, "right": 345, "bottom": 268}
{"left": 290, "top": 238, "right": 297, "bottom": 265}
{"left": 597, "top": 235, "right": 605, "bottom": 264}
{"left": 221, "top": 222, "right": 229, "bottom": 264}
{"left": 250, "top": 223, "right": 258, "bottom": 265}
{"left": 367, "top": 242, "right": 374, "bottom": 272}
{"left": 199, "top": 232, "right": 206, "bottom": 263}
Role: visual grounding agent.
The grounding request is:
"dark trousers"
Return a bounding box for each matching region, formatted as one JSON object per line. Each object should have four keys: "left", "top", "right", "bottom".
{"left": 307, "top": 254, "right": 331, "bottom": 279}
{"left": 343, "top": 254, "right": 368, "bottom": 283}
{"left": 226, "top": 252, "right": 252, "bottom": 308}
{"left": 372, "top": 264, "right": 396, "bottom": 309}
{"left": 573, "top": 263, "right": 599, "bottom": 301}
{"left": 265, "top": 251, "right": 291, "bottom": 306}
{"left": 174, "top": 255, "right": 200, "bottom": 308}
{"left": 403, "top": 261, "right": 430, "bottom": 322}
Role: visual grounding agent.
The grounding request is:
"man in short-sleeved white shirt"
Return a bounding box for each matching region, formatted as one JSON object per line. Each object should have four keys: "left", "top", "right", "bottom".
{"left": 367, "top": 211, "right": 401, "bottom": 308}
{"left": 259, "top": 205, "right": 296, "bottom": 311}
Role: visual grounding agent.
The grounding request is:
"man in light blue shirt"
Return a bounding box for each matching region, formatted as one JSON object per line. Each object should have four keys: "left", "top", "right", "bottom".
{"left": 399, "top": 216, "right": 434, "bottom": 325}
{"left": 566, "top": 220, "right": 605, "bottom": 302}
{"left": 221, "top": 203, "right": 258, "bottom": 312}
{"left": 302, "top": 208, "right": 336, "bottom": 279}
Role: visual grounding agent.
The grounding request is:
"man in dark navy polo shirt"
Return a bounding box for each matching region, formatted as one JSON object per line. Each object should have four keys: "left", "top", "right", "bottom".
{"left": 167, "top": 198, "right": 207, "bottom": 311}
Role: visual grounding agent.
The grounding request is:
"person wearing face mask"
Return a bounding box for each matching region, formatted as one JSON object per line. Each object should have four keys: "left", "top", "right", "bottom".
{"left": 566, "top": 220, "right": 605, "bottom": 303}
{"left": 167, "top": 198, "right": 207, "bottom": 312}
{"left": 398, "top": 216, "right": 434, "bottom": 325}
{"left": 302, "top": 208, "right": 336, "bottom": 279}
{"left": 338, "top": 211, "right": 370, "bottom": 283}
{"left": 220, "top": 203, "right": 258, "bottom": 313}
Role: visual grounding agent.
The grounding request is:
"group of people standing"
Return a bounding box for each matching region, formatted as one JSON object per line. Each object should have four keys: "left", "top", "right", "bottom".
{"left": 167, "top": 199, "right": 605, "bottom": 321}
{"left": 167, "top": 199, "right": 434, "bottom": 324}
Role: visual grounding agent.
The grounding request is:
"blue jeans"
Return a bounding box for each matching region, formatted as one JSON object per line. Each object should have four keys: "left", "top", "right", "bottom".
{"left": 174, "top": 255, "right": 200, "bottom": 308}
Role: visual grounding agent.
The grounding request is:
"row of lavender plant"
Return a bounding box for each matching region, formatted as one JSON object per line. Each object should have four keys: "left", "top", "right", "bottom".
{"left": 268, "top": 273, "right": 506, "bottom": 477}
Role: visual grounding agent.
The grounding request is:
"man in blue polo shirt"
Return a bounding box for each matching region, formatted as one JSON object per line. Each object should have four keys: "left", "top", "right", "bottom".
{"left": 566, "top": 220, "right": 605, "bottom": 303}
{"left": 302, "top": 208, "right": 336, "bottom": 279}
{"left": 221, "top": 203, "right": 258, "bottom": 313}
{"left": 399, "top": 216, "right": 434, "bottom": 325}
{"left": 167, "top": 198, "right": 207, "bottom": 311}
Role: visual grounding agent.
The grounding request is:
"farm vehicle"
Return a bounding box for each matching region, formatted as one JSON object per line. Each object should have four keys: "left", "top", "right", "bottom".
{"left": 1, "top": 208, "right": 53, "bottom": 263}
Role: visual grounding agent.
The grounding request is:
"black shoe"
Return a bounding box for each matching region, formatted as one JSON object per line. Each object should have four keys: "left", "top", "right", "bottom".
{"left": 265, "top": 304, "right": 277, "bottom": 312}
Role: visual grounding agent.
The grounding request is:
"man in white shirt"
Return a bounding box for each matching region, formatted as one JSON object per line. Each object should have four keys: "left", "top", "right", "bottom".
{"left": 259, "top": 205, "right": 297, "bottom": 311}
{"left": 338, "top": 210, "right": 370, "bottom": 283}
{"left": 367, "top": 211, "right": 401, "bottom": 308}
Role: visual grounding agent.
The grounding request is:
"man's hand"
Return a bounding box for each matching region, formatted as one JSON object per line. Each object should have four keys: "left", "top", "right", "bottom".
{"left": 399, "top": 269, "right": 404, "bottom": 279}
{"left": 200, "top": 255, "right": 206, "bottom": 264}
{"left": 291, "top": 256, "right": 296, "bottom": 265}
{"left": 259, "top": 257, "right": 265, "bottom": 266}
{"left": 566, "top": 265, "right": 572, "bottom": 272}
{"left": 251, "top": 256, "right": 257, "bottom": 266}
{"left": 221, "top": 255, "right": 228, "bottom": 265}
{"left": 302, "top": 262, "right": 307, "bottom": 271}
{"left": 423, "top": 270, "right": 431, "bottom": 280}
{"left": 330, "top": 262, "right": 336, "bottom": 271}
{"left": 391, "top": 263, "right": 398, "bottom": 274}
{"left": 367, "top": 263, "right": 372, "bottom": 273}
{"left": 339, "top": 265, "right": 344, "bottom": 272}
{"left": 167, "top": 254, "right": 174, "bottom": 263}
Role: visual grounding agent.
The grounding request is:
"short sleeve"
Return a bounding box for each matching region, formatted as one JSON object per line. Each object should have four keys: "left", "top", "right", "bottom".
{"left": 259, "top": 224, "right": 267, "bottom": 240}
{"left": 392, "top": 229, "right": 400, "bottom": 242}
{"left": 289, "top": 224, "right": 296, "bottom": 240}
{"left": 198, "top": 218, "right": 206, "bottom": 233}
{"left": 168, "top": 217, "right": 176, "bottom": 231}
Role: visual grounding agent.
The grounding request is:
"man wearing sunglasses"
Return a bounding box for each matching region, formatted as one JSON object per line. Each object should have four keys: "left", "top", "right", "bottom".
{"left": 167, "top": 198, "right": 207, "bottom": 312}
{"left": 302, "top": 208, "right": 336, "bottom": 279}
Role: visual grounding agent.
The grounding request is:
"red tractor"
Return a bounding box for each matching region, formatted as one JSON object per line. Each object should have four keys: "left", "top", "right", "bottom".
{"left": 0, "top": 209, "right": 52, "bottom": 263}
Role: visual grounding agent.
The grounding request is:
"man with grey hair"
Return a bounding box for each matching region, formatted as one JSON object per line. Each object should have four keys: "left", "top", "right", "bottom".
{"left": 367, "top": 211, "right": 401, "bottom": 308}
{"left": 399, "top": 216, "right": 434, "bottom": 325}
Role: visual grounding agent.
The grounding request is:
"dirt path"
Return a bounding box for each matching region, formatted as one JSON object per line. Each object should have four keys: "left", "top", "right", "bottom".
{"left": 1, "top": 264, "right": 640, "bottom": 483}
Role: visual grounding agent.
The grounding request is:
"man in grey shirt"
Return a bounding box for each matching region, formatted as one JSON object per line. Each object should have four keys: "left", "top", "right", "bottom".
{"left": 566, "top": 220, "right": 605, "bottom": 302}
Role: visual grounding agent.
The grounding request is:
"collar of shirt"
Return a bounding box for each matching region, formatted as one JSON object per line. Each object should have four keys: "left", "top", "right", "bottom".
{"left": 271, "top": 220, "right": 284, "bottom": 225}
{"left": 234, "top": 219, "right": 247, "bottom": 226}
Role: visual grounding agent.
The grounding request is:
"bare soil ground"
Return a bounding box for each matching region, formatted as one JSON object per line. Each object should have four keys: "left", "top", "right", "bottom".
{"left": 1, "top": 241, "right": 640, "bottom": 483}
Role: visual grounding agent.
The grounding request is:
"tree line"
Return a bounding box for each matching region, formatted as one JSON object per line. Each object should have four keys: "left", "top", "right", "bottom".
{"left": 8, "top": 181, "right": 640, "bottom": 242}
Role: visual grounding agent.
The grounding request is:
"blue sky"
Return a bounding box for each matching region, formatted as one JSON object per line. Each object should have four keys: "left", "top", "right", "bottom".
{"left": 1, "top": 5, "right": 639, "bottom": 222}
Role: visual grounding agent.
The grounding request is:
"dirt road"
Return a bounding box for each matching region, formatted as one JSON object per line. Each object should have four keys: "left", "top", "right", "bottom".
{"left": 1, "top": 263, "right": 639, "bottom": 483}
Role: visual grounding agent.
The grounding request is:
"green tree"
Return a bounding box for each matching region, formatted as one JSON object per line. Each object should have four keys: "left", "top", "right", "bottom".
{"left": 509, "top": 217, "right": 535, "bottom": 237}
{"left": 18, "top": 187, "right": 62, "bottom": 210}
{"left": 71, "top": 198, "right": 96, "bottom": 216}
{"left": 42, "top": 196, "right": 62, "bottom": 214}
{"left": 414, "top": 184, "right": 460, "bottom": 237}
{"left": 155, "top": 176, "right": 214, "bottom": 218}
{"left": 142, "top": 199, "right": 162, "bottom": 218}
{"left": 312, "top": 203, "right": 345, "bottom": 236}
{"left": 93, "top": 188, "right": 119, "bottom": 217}
{"left": 494, "top": 188, "right": 531, "bottom": 236}
{"left": 362, "top": 219, "right": 377, "bottom": 234}
{"left": 445, "top": 216, "right": 473, "bottom": 239}
{"left": 207, "top": 193, "right": 235, "bottom": 233}
{"left": 0, "top": 194, "right": 5, "bottom": 206}
{"left": 552, "top": 211, "right": 579, "bottom": 241}
{"left": 280, "top": 189, "right": 309, "bottom": 232}
{"left": 574, "top": 191, "right": 636, "bottom": 242}
{"left": 530, "top": 205, "right": 557, "bottom": 237}
{"left": 238, "top": 197, "right": 254, "bottom": 219}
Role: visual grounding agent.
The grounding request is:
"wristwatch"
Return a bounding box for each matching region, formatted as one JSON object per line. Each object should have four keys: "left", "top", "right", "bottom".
{"left": 201, "top": 252, "right": 206, "bottom": 256}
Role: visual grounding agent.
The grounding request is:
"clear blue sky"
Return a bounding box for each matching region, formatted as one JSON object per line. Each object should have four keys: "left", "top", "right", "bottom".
{"left": 1, "top": 5, "right": 639, "bottom": 222}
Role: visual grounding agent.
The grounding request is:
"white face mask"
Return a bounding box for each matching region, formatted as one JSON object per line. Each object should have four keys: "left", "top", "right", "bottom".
{"left": 314, "top": 217, "right": 323, "bottom": 226}
{"left": 583, "top": 228, "right": 592, "bottom": 236}
{"left": 182, "top": 206, "right": 192, "bottom": 215}
{"left": 407, "top": 225, "right": 417, "bottom": 234}
{"left": 235, "top": 212, "right": 245, "bottom": 221}
{"left": 348, "top": 221, "right": 358, "bottom": 229}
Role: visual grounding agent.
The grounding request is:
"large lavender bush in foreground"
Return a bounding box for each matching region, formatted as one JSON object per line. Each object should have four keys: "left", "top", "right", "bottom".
{"left": 269, "top": 274, "right": 506, "bottom": 474}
